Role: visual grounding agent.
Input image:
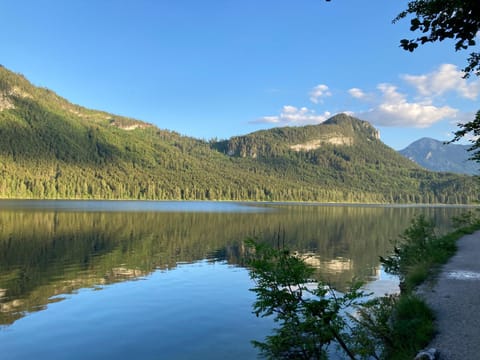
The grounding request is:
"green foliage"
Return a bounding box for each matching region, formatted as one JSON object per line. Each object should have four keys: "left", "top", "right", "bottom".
{"left": 392, "top": 2, "right": 480, "bottom": 159}
{"left": 375, "top": 215, "right": 480, "bottom": 358}
{"left": 246, "top": 216, "right": 480, "bottom": 359}
{"left": 349, "top": 295, "right": 397, "bottom": 360}
{"left": 381, "top": 216, "right": 435, "bottom": 283}
{"left": 212, "top": 114, "right": 479, "bottom": 204}
{"left": 390, "top": 295, "right": 435, "bottom": 358}
{"left": 245, "top": 234, "right": 437, "bottom": 360}
{"left": 394, "top": 0, "right": 480, "bottom": 77}
{"left": 0, "top": 65, "right": 479, "bottom": 204}
{"left": 350, "top": 294, "right": 434, "bottom": 360}
{"left": 381, "top": 213, "right": 480, "bottom": 293}
{"left": 452, "top": 209, "right": 480, "bottom": 229}
{"left": 246, "top": 238, "right": 363, "bottom": 360}
{"left": 380, "top": 215, "right": 458, "bottom": 293}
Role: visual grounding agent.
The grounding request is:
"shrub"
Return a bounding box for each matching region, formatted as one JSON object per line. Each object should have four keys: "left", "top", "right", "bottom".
{"left": 246, "top": 238, "right": 364, "bottom": 359}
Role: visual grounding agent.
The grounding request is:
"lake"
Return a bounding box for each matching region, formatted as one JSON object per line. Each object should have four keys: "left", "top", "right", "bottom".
{"left": 0, "top": 200, "right": 471, "bottom": 359}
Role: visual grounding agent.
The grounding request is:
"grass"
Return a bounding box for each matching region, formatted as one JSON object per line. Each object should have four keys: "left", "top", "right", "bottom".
{"left": 388, "top": 295, "right": 435, "bottom": 360}
{"left": 403, "top": 222, "right": 480, "bottom": 292}
{"left": 379, "top": 213, "right": 480, "bottom": 359}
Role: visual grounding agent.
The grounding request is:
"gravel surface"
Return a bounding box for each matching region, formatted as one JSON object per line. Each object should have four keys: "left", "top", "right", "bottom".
{"left": 417, "top": 231, "right": 480, "bottom": 360}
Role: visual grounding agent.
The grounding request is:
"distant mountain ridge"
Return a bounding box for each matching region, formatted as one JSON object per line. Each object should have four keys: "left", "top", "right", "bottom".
{"left": 0, "top": 65, "right": 478, "bottom": 204}
{"left": 399, "top": 138, "right": 480, "bottom": 175}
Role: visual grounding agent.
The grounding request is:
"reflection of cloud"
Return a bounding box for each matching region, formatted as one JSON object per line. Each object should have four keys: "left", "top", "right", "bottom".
{"left": 253, "top": 105, "right": 331, "bottom": 126}
{"left": 309, "top": 84, "right": 332, "bottom": 104}
{"left": 355, "top": 84, "right": 458, "bottom": 128}
{"left": 402, "top": 63, "right": 480, "bottom": 100}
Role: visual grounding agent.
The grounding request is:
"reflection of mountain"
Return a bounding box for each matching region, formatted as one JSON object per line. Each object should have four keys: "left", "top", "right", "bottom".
{"left": 0, "top": 203, "right": 463, "bottom": 325}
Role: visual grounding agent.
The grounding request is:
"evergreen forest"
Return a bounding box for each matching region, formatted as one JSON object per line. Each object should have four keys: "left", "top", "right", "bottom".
{"left": 0, "top": 65, "right": 478, "bottom": 204}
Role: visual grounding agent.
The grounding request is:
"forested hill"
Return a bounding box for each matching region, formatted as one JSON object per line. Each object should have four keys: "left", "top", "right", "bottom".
{"left": 0, "top": 65, "right": 478, "bottom": 204}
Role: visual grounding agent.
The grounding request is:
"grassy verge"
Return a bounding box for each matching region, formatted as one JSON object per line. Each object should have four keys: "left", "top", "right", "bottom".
{"left": 377, "top": 213, "right": 480, "bottom": 359}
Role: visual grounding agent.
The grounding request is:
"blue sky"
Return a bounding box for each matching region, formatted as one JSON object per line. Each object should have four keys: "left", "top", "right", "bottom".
{"left": 1, "top": 0, "right": 479, "bottom": 149}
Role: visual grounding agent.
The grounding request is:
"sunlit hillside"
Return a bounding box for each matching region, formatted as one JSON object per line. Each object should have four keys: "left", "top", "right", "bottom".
{"left": 0, "top": 65, "right": 478, "bottom": 204}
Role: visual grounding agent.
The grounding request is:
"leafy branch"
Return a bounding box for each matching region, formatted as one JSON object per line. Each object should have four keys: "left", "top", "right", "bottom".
{"left": 245, "top": 237, "right": 365, "bottom": 359}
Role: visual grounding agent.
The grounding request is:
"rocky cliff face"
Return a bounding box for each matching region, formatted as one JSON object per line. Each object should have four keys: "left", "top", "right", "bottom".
{"left": 289, "top": 136, "right": 354, "bottom": 152}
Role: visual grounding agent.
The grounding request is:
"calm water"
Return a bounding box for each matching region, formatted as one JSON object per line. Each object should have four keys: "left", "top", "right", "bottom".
{"left": 0, "top": 200, "right": 471, "bottom": 359}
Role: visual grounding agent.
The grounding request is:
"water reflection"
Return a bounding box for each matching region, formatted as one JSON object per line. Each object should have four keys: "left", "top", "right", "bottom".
{"left": 0, "top": 201, "right": 469, "bottom": 326}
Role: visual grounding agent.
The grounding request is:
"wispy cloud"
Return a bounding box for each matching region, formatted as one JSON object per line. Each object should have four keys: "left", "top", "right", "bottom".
{"left": 309, "top": 84, "right": 331, "bottom": 104}
{"left": 348, "top": 88, "right": 367, "bottom": 99}
{"left": 253, "top": 105, "right": 331, "bottom": 126}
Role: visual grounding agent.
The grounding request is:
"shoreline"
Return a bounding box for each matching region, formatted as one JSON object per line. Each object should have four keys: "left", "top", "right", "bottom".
{"left": 1, "top": 198, "right": 479, "bottom": 208}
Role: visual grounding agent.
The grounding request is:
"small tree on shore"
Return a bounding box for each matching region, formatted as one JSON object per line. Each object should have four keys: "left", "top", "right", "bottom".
{"left": 246, "top": 238, "right": 365, "bottom": 359}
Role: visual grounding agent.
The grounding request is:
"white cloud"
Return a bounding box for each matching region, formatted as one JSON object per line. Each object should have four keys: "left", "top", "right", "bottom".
{"left": 348, "top": 88, "right": 367, "bottom": 99}
{"left": 253, "top": 105, "right": 331, "bottom": 126}
{"left": 255, "top": 64, "right": 476, "bottom": 130}
{"left": 309, "top": 84, "right": 331, "bottom": 104}
{"left": 357, "top": 84, "right": 458, "bottom": 127}
{"left": 402, "top": 63, "right": 480, "bottom": 100}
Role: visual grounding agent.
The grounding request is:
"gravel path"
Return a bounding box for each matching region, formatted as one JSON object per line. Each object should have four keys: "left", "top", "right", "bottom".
{"left": 418, "top": 230, "right": 480, "bottom": 360}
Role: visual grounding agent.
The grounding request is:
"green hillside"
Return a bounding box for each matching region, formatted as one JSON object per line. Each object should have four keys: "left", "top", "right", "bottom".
{"left": 213, "top": 114, "right": 479, "bottom": 203}
{"left": 0, "top": 65, "right": 477, "bottom": 203}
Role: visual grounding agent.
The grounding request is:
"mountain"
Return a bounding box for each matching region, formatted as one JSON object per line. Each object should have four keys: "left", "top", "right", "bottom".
{"left": 212, "top": 115, "right": 480, "bottom": 203}
{"left": 0, "top": 65, "right": 478, "bottom": 204}
{"left": 399, "top": 138, "right": 480, "bottom": 175}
